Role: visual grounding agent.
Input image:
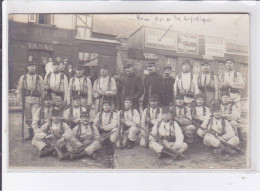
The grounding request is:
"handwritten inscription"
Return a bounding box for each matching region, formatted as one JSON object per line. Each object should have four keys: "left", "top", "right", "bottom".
{"left": 137, "top": 14, "right": 212, "bottom": 25}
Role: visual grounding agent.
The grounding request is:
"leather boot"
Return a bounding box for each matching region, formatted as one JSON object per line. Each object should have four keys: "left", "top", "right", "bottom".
{"left": 24, "top": 128, "right": 34, "bottom": 141}
{"left": 39, "top": 145, "right": 53, "bottom": 157}
{"left": 161, "top": 148, "right": 177, "bottom": 159}
{"left": 70, "top": 150, "right": 87, "bottom": 160}
{"left": 106, "top": 140, "right": 114, "bottom": 155}
{"left": 127, "top": 139, "right": 134, "bottom": 149}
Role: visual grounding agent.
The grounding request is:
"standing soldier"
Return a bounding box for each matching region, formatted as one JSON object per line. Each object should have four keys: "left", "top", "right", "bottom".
{"left": 112, "top": 72, "right": 123, "bottom": 111}
{"left": 44, "top": 61, "right": 69, "bottom": 107}
{"left": 161, "top": 66, "right": 175, "bottom": 106}
{"left": 67, "top": 64, "right": 92, "bottom": 110}
{"left": 63, "top": 94, "right": 86, "bottom": 128}
{"left": 70, "top": 110, "right": 102, "bottom": 160}
{"left": 45, "top": 57, "right": 53, "bottom": 75}
{"left": 174, "top": 59, "right": 199, "bottom": 107}
{"left": 197, "top": 61, "right": 219, "bottom": 109}
{"left": 197, "top": 103, "right": 240, "bottom": 155}
{"left": 149, "top": 106, "right": 188, "bottom": 159}
{"left": 172, "top": 94, "right": 196, "bottom": 144}
{"left": 143, "top": 62, "right": 163, "bottom": 109}
{"left": 140, "top": 94, "right": 162, "bottom": 147}
{"left": 17, "top": 62, "right": 44, "bottom": 141}
{"left": 192, "top": 93, "right": 212, "bottom": 130}
{"left": 121, "top": 63, "right": 144, "bottom": 110}
{"left": 219, "top": 58, "right": 244, "bottom": 114}
{"left": 32, "top": 92, "right": 53, "bottom": 132}
{"left": 117, "top": 96, "right": 141, "bottom": 149}
{"left": 93, "top": 98, "right": 118, "bottom": 155}
{"left": 92, "top": 65, "right": 117, "bottom": 113}
{"left": 220, "top": 91, "right": 240, "bottom": 136}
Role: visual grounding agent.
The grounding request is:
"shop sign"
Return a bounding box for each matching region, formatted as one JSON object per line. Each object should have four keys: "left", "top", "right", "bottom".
{"left": 225, "top": 40, "right": 248, "bottom": 56}
{"left": 205, "top": 37, "right": 224, "bottom": 57}
{"left": 177, "top": 33, "right": 198, "bottom": 55}
{"left": 144, "top": 27, "right": 177, "bottom": 51}
{"left": 27, "top": 42, "right": 54, "bottom": 51}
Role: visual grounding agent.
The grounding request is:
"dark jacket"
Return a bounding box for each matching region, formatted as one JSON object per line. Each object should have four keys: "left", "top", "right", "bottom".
{"left": 161, "top": 76, "right": 175, "bottom": 106}
{"left": 122, "top": 73, "right": 144, "bottom": 109}
{"left": 143, "top": 72, "right": 163, "bottom": 108}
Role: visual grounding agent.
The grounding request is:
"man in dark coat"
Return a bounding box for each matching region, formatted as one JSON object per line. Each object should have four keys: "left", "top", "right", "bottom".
{"left": 121, "top": 63, "right": 144, "bottom": 110}
{"left": 143, "top": 62, "right": 163, "bottom": 109}
{"left": 161, "top": 65, "right": 175, "bottom": 106}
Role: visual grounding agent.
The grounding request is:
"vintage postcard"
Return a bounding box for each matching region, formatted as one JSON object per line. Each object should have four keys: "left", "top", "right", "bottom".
{"left": 8, "top": 13, "right": 249, "bottom": 170}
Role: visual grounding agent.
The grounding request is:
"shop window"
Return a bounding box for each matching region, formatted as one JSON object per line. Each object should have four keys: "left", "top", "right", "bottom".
{"left": 28, "top": 14, "right": 37, "bottom": 22}
{"left": 28, "top": 14, "right": 54, "bottom": 25}
{"left": 166, "top": 57, "right": 176, "bottom": 77}
{"left": 239, "top": 64, "right": 247, "bottom": 83}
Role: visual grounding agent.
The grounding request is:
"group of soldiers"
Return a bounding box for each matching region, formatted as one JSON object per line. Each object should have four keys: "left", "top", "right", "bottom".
{"left": 16, "top": 58, "right": 245, "bottom": 161}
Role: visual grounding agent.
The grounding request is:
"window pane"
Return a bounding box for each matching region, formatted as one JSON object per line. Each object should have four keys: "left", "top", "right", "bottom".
{"left": 84, "top": 53, "right": 90, "bottom": 61}
{"left": 38, "top": 14, "right": 45, "bottom": 24}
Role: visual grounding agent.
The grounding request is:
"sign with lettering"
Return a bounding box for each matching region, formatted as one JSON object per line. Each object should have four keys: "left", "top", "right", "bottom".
{"left": 225, "top": 40, "right": 248, "bottom": 56}
{"left": 27, "top": 42, "right": 53, "bottom": 51}
{"left": 205, "top": 37, "right": 224, "bottom": 57}
{"left": 144, "top": 27, "right": 177, "bottom": 51}
{"left": 177, "top": 33, "right": 198, "bottom": 54}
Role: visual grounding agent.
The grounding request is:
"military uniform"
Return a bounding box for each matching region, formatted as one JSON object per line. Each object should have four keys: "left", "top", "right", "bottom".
{"left": 197, "top": 104, "right": 239, "bottom": 150}
{"left": 44, "top": 61, "right": 69, "bottom": 106}
{"left": 140, "top": 95, "right": 162, "bottom": 147}
{"left": 197, "top": 62, "right": 219, "bottom": 108}
{"left": 72, "top": 111, "right": 102, "bottom": 158}
{"left": 32, "top": 93, "right": 53, "bottom": 132}
{"left": 143, "top": 62, "right": 163, "bottom": 108}
{"left": 92, "top": 66, "right": 117, "bottom": 113}
{"left": 117, "top": 97, "right": 141, "bottom": 149}
{"left": 32, "top": 106, "right": 81, "bottom": 157}
{"left": 121, "top": 64, "right": 144, "bottom": 110}
{"left": 67, "top": 64, "right": 92, "bottom": 109}
{"left": 17, "top": 62, "right": 44, "bottom": 140}
{"left": 161, "top": 66, "right": 175, "bottom": 106}
{"left": 174, "top": 61, "right": 199, "bottom": 105}
{"left": 149, "top": 107, "right": 188, "bottom": 156}
{"left": 173, "top": 94, "right": 196, "bottom": 144}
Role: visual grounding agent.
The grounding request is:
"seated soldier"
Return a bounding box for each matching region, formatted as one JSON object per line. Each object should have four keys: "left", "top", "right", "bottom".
{"left": 70, "top": 110, "right": 102, "bottom": 160}
{"left": 197, "top": 104, "right": 240, "bottom": 155}
{"left": 32, "top": 92, "right": 53, "bottom": 132}
{"left": 192, "top": 93, "right": 211, "bottom": 129}
{"left": 149, "top": 106, "right": 188, "bottom": 159}
{"left": 172, "top": 93, "right": 196, "bottom": 144}
{"left": 63, "top": 93, "right": 86, "bottom": 128}
{"left": 220, "top": 91, "right": 239, "bottom": 136}
{"left": 93, "top": 98, "right": 118, "bottom": 155}
{"left": 140, "top": 94, "right": 162, "bottom": 147}
{"left": 117, "top": 96, "right": 141, "bottom": 149}
{"left": 32, "top": 106, "right": 81, "bottom": 157}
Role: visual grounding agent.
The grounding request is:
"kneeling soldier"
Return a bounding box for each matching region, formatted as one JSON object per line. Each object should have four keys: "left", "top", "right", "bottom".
{"left": 117, "top": 96, "right": 141, "bottom": 149}
{"left": 172, "top": 93, "right": 196, "bottom": 144}
{"left": 93, "top": 98, "right": 118, "bottom": 155}
{"left": 220, "top": 91, "right": 240, "bottom": 136}
{"left": 70, "top": 110, "right": 102, "bottom": 160}
{"left": 32, "top": 106, "right": 81, "bottom": 157}
{"left": 63, "top": 94, "right": 86, "bottom": 128}
{"left": 149, "top": 106, "right": 188, "bottom": 159}
{"left": 32, "top": 92, "right": 53, "bottom": 132}
{"left": 192, "top": 93, "right": 211, "bottom": 129}
{"left": 197, "top": 104, "right": 240, "bottom": 155}
{"left": 140, "top": 94, "right": 162, "bottom": 147}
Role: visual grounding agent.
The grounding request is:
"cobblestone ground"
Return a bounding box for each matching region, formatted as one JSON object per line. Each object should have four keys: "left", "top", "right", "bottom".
{"left": 8, "top": 109, "right": 249, "bottom": 170}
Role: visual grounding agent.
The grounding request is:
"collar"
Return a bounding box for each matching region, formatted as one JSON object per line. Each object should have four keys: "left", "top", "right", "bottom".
{"left": 226, "top": 70, "right": 234, "bottom": 73}
{"left": 176, "top": 105, "right": 184, "bottom": 109}
{"left": 27, "top": 72, "right": 36, "bottom": 76}
{"left": 76, "top": 75, "right": 84, "bottom": 79}
{"left": 100, "top": 76, "right": 109, "bottom": 79}
{"left": 202, "top": 71, "right": 210, "bottom": 75}
{"left": 53, "top": 71, "right": 60, "bottom": 75}
{"left": 182, "top": 72, "right": 190, "bottom": 75}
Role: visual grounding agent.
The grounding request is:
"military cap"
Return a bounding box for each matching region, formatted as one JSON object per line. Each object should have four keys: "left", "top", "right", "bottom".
{"left": 124, "top": 63, "right": 134, "bottom": 69}
{"left": 225, "top": 58, "right": 234, "bottom": 63}
{"left": 27, "top": 61, "right": 36, "bottom": 66}
{"left": 75, "top": 63, "right": 84, "bottom": 70}
{"left": 81, "top": 110, "right": 90, "bottom": 118}
{"left": 163, "top": 65, "right": 172, "bottom": 70}
{"left": 212, "top": 103, "right": 221, "bottom": 112}
{"left": 103, "top": 98, "right": 112, "bottom": 105}
{"left": 100, "top": 65, "right": 108, "bottom": 69}
{"left": 195, "top": 93, "right": 205, "bottom": 99}
{"left": 51, "top": 105, "right": 62, "bottom": 116}
{"left": 220, "top": 90, "right": 230, "bottom": 97}
{"left": 201, "top": 60, "right": 211, "bottom": 66}
{"left": 150, "top": 94, "right": 159, "bottom": 102}
{"left": 162, "top": 106, "right": 171, "bottom": 114}
{"left": 72, "top": 93, "right": 81, "bottom": 100}
{"left": 181, "top": 59, "right": 190, "bottom": 65}
{"left": 176, "top": 93, "right": 184, "bottom": 100}
{"left": 44, "top": 93, "right": 52, "bottom": 101}
{"left": 146, "top": 62, "right": 156, "bottom": 67}
{"left": 124, "top": 96, "right": 134, "bottom": 102}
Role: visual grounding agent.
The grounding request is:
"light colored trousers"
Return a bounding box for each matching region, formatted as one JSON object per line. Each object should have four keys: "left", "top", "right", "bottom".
{"left": 77, "top": 139, "right": 102, "bottom": 156}
{"left": 115, "top": 126, "right": 140, "bottom": 148}
{"left": 24, "top": 102, "right": 40, "bottom": 131}
{"left": 181, "top": 125, "right": 197, "bottom": 143}
{"left": 100, "top": 128, "right": 118, "bottom": 143}
{"left": 149, "top": 140, "right": 188, "bottom": 154}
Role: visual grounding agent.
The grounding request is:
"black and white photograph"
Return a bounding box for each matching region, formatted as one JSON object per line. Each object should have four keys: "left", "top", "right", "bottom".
{"left": 7, "top": 13, "right": 249, "bottom": 170}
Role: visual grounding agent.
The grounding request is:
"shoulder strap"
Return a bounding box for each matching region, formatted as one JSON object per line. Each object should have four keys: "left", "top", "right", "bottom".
{"left": 108, "top": 77, "right": 111, "bottom": 91}
{"left": 35, "top": 74, "right": 39, "bottom": 91}
{"left": 83, "top": 76, "right": 87, "bottom": 92}
{"left": 203, "top": 106, "right": 206, "bottom": 116}
{"left": 234, "top": 71, "right": 237, "bottom": 82}
{"left": 58, "top": 73, "right": 64, "bottom": 91}
{"left": 108, "top": 111, "right": 114, "bottom": 124}
{"left": 47, "top": 72, "right": 52, "bottom": 88}
{"left": 221, "top": 118, "right": 226, "bottom": 134}
{"left": 23, "top": 74, "right": 28, "bottom": 89}
{"left": 157, "top": 120, "right": 162, "bottom": 130}
{"left": 98, "top": 111, "right": 103, "bottom": 127}
{"left": 155, "top": 107, "right": 160, "bottom": 119}
{"left": 60, "top": 121, "right": 65, "bottom": 134}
